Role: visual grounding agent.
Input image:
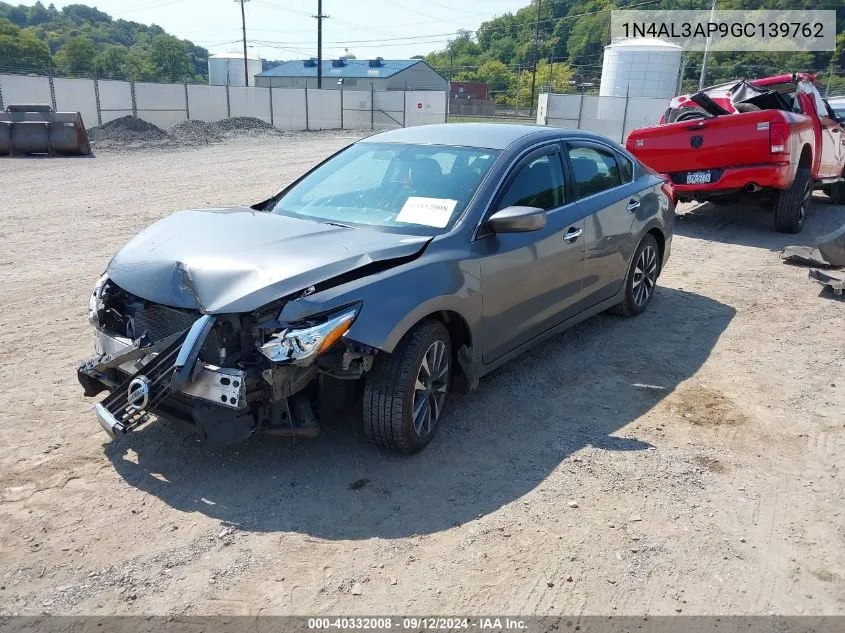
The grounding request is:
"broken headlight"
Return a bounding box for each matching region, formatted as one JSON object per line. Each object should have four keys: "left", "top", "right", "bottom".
{"left": 258, "top": 304, "right": 359, "bottom": 365}
{"left": 88, "top": 273, "right": 109, "bottom": 328}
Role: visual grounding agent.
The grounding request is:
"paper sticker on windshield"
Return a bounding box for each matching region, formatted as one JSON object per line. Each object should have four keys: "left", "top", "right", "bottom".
{"left": 396, "top": 197, "right": 458, "bottom": 228}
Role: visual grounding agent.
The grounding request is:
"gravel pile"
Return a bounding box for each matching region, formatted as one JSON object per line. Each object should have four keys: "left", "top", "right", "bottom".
{"left": 89, "top": 115, "right": 364, "bottom": 152}
{"left": 213, "top": 116, "right": 276, "bottom": 134}
{"left": 88, "top": 115, "right": 170, "bottom": 146}
{"left": 168, "top": 119, "right": 223, "bottom": 145}
{"left": 169, "top": 117, "right": 282, "bottom": 145}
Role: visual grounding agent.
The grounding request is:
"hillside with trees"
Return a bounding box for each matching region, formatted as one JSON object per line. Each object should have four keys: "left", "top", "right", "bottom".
{"left": 426, "top": 0, "right": 845, "bottom": 104}
{"left": 0, "top": 1, "right": 208, "bottom": 82}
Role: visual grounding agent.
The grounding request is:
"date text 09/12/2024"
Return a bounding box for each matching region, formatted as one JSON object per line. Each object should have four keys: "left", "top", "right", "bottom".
{"left": 307, "top": 617, "right": 528, "bottom": 630}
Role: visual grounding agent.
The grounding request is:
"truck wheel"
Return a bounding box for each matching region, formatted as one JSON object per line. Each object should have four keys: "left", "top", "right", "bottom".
{"left": 774, "top": 167, "right": 811, "bottom": 233}
{"left": 363, "top": 320, "right": 451, "bottom": 454}
{"left": 829, "top": 181, "right": 845, "bottom": 205}
{"left": 610, "top": 234, "right": 660, "bottom": 317}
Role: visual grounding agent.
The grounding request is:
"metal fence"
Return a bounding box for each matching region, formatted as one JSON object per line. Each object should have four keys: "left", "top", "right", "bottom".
{"left": 0, "top": 72, "right": 448, "bottom": 132}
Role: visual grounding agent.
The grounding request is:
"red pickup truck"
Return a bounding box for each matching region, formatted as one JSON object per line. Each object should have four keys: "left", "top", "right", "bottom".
{"left": 626, "top": 73, "right": 845, "bottom": 233}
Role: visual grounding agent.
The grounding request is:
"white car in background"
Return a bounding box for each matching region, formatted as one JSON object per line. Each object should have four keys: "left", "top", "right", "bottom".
{"left": 828, "top": 96, "right": 845, "bottom": 119}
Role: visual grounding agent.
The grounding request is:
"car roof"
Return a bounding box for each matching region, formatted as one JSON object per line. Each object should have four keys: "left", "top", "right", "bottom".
{"left": 359, "top": 123, "right": 609, "bottom": 151}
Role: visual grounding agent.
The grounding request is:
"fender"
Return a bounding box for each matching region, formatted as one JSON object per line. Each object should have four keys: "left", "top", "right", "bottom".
{"left": 277, "top": 249, "right": 482, "bottom": 354}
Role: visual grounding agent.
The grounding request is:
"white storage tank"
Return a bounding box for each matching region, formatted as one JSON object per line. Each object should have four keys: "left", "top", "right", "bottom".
{"left": 208, "top": 52, "right": 263, "bottom": 87}
{"left": 599, "top": 38, "right": 682, "bottom": 98}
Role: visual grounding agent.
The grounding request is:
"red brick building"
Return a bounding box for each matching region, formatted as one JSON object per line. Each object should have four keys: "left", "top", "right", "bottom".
{"left": 449, "top": 81, "right": 489, "bottom": 100}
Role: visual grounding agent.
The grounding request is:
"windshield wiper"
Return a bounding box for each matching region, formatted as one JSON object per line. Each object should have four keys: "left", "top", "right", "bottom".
{"left": 321, "top": 221, "right": 357, "bottom": 229}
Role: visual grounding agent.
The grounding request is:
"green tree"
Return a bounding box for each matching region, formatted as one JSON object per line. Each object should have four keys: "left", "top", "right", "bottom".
{"left": 0, "top": 18, "right": 50, "bottom": 72}
{"left": 26, "top": 0, "right": 50, "bottom": 25}
{"left": 53, "top": 35, "right": 94, "bottom": 76}
{"left": 122, "top": 45, "right": 155, "bottom": 81}
{"left": 529, "top": 59, "right": 574, "bottom": 94}
{"left": 95, "top": 43, "right": 127, "bottom": 79}
{"left": 150, "top": 33, "right": 190, "bottom": 82}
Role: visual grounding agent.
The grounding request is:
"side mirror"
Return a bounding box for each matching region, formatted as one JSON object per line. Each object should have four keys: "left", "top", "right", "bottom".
{"left": 487, "top": 206, "right": 547, "bottom": 233}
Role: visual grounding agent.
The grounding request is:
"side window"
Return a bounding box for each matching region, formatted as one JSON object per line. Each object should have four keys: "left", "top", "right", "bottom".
{"left": 496, "top": 153, "right": 565, "bottom": 211}
{"left": 617, "top": 152, "right": 634, "bottom": 183}
{"left": 567, "top": 145, "right": 622, "bottom": 198}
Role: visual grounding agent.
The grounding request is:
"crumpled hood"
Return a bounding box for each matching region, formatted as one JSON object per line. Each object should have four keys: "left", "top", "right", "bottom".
{"left": 107, "top": 207, "right": 429, "bottom": 314}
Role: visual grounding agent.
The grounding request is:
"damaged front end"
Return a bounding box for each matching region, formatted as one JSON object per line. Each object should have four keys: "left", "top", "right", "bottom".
{"left": 77, "top": 276, "right": 376, "bottom": 445}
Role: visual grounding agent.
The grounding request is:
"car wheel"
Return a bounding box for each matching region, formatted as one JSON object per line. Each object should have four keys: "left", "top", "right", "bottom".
{"left": 362, "top": 320, "right": 451, "bottom": 454}
{"left": 829, "top": 181, "right": 845, "bottom": 205}
{"left": 610, "top": 234, "right": 660, "bottom": 317}
{"left": 774, "top": 167, "right": 811, "bottom": 233}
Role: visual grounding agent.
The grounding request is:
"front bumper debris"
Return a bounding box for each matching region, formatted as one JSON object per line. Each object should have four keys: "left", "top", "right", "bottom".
{"left": 79, "top": 321, "right": 249, "bottom": 440}
{"left": 809, "top": 269, "right": 844, "bottom": 296}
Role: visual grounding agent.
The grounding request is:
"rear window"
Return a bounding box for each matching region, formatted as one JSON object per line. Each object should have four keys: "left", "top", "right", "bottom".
{"left": 568, "top": 146, "right": 623, "bottom": 198}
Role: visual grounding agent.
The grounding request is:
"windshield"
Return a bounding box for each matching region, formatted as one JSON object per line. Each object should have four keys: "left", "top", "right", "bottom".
{"left": 269, "top": 142, "right": 500, "bottom": 235}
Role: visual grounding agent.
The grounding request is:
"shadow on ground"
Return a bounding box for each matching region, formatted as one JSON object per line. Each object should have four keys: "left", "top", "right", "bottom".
{"left": 106, "top": 287, "right": 735, "bottom": 540}
{"left": 675, "top": 194, "right": 845, "bottom": 251}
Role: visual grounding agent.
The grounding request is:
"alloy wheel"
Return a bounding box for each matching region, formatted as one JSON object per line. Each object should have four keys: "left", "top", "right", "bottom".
{"left": 632, "top": 244, "right": 658, "bottom": 307}
{"left": 798, "top": 180, "right": 811, "bottom": 226}
{"left": 412, "top": 340, "right": 449, "bottom": 437}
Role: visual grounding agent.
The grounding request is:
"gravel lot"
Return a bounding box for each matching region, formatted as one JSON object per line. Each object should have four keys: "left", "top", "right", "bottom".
{"left": 0, "top": 133, "right": 843, "bottom": 616}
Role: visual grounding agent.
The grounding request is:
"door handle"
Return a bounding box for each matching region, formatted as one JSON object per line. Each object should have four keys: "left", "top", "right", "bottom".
{"left": 563, "top": 227, "right": 582, "bottom": 243}
{"left": 626, "top": 198, "right": 641, "bottom": 211}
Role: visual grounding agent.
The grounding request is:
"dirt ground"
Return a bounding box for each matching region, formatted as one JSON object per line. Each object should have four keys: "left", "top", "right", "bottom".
{"left": 0, "top": 134, "right": 843, "bottom": 617}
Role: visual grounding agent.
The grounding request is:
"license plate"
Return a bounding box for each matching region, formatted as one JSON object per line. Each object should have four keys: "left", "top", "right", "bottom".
{"left": 686, "top": 170, "right": 712, "bottom": 185}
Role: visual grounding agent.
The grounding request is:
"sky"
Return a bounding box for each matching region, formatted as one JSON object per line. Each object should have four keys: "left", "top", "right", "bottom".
{"left": 13, "top": 0, "right": 530, "bottom": 61}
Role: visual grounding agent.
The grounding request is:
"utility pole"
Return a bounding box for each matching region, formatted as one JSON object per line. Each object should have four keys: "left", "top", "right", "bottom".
{"left": 528, "top": 0, "right": 542, "bottom": 116}
{"left": 235, "top": 0, "right": 250, "bottom": 86}
{"left": 698, "top": 0, "right": 716, "bottom": 89}
{"left": 314, "top": 0, "right": 327, "bottom": 89}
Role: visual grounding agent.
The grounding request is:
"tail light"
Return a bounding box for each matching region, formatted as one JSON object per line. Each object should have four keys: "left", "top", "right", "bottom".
{"left": 769, "top": 120, "right": 789, "bottom": 154}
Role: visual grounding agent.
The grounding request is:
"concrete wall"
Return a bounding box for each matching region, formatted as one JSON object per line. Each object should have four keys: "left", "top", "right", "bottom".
{"left": 0, "top": 73, "right": 448, "bottom": 135}
{"left": 306, "top": 88, "right": 341, "bottom": 130}
{"left": 135, "top": 81, "right": 187, "bottom": 129}
{"left": 539, "top": 92, "right": 669, "bottom": 142}
{"left": 53, "top": 77, "right": 98, "bottom": 128}
{"left": 0, "top": 74, "right": 52, "bottom": 108}
{"left": 229, "top": 85, "right": 271, "bottom": 123}
{"left": 271, "top": 88, "right": 307, "bottom": 130}
{"left": 405, "top": 91, "right": 447, "bottom": 127}
{"left": 97, "top": 79, "right": 133, "bottom": 123}
{"left": 186, "top": 84, "right": 228, "bottom": 122}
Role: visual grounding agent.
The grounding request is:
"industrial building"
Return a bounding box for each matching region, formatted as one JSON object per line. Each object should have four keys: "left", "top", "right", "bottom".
{"left": 254, "top": 58, "right": 447, "bottom": 91}
{"left": 208, "top": 52, "right": 264, "bottom": 87}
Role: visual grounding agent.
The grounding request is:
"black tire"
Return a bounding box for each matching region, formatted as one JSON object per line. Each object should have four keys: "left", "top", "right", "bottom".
{"left": 610, "top": 234, "right": 660, "bottom": 317}
{"left": 733, "top": 102, "right": 761, "bottom": 113}
{"left": 664, "top": 106, "right": 712, "bottom": 124}
{"left": 829, "top": 181, "right": 845, "bottom": 205}
{"left": 362, "top": 320, "right": 451, "bottom": 454}
{"left": 774, "top": 167, "right": 812, "bottom": 233}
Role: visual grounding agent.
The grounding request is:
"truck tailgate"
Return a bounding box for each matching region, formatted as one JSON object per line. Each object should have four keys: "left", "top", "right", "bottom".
{"left": 627, "top": 111, "right": 775, "bottom": 177}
